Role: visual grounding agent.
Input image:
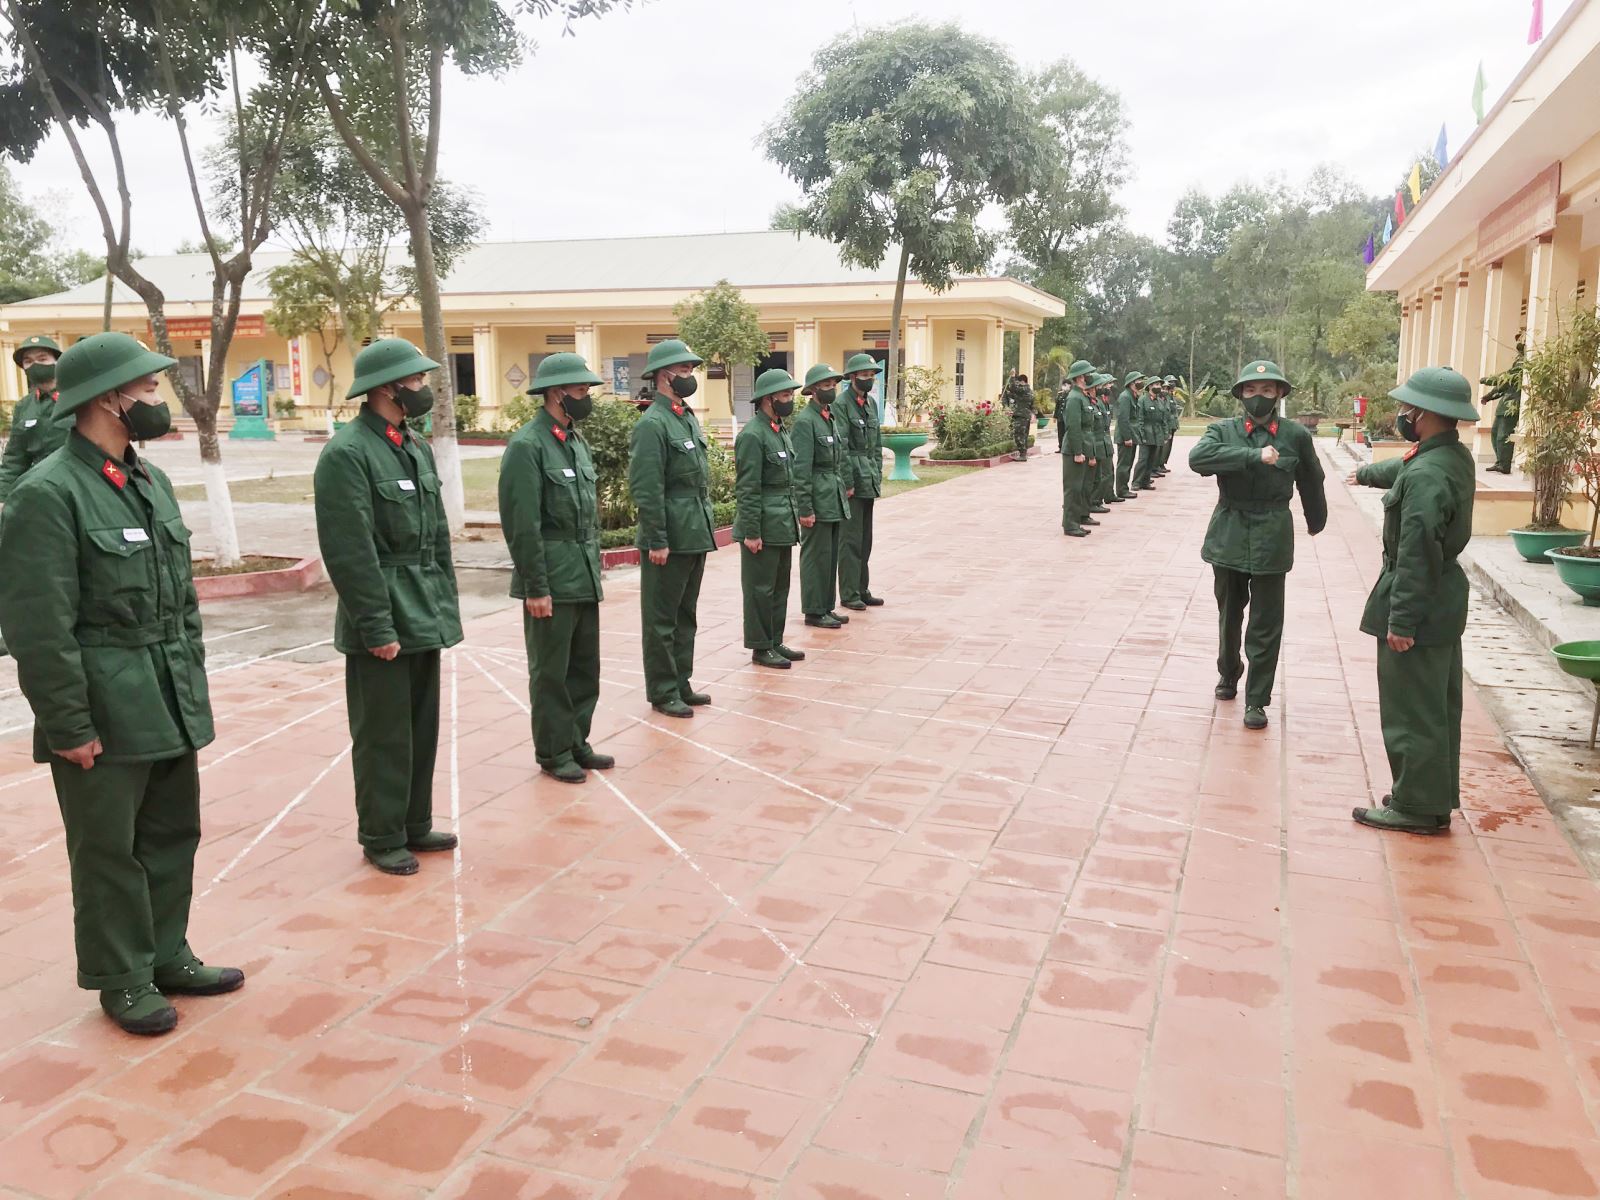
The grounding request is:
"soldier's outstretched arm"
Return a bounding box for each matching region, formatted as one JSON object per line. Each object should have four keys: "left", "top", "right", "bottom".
{"left": 1187, "top": 423, "right": 1255, "bottom": 476}
{"left": 1354, "top": 457, "right": 1405, "bottom": 490}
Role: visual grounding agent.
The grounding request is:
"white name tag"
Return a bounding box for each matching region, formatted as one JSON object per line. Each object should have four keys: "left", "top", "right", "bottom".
{"left": 777, "top": 451, "right": 787, "bottom": 458}
{"left": 683, "top": 440, "right": 695, "bottom": 450}
{"left": 396, "top": 479, "right": 416, "bottom": 492}
{"left": 123, "top": 528, "right": 149, "bottom": 543}
{"left": 23, "top": 419, "right": 36, "bottom": 428}
{"left": 825, "top": 436, "right": 835, "bottom": 444}
{"left": 562, "top": 467, "right": 576, "bottom": 478}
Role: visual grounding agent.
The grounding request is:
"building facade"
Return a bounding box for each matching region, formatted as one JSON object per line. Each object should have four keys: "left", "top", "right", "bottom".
{"left": 1365, "top": 0, "right": 1600, "bottom": 460}
{"left": 0, "top": 230, "right": 1063, "bottom": 429}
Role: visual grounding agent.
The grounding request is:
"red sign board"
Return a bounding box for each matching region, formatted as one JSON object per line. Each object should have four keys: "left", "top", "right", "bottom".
{"left": 149, "top": 314, "right": 266, "bottom": 340}
{"left": 289, "top": 337, "right": 303, "bottom": 397}
{"left": 1475, "top": 163, "right": 1561, "bottom": 268}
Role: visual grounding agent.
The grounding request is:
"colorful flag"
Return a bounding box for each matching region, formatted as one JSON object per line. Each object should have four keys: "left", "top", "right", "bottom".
{"left": 1362, "top": 235, "right": 1375, "bottom": 265}
{"left": 1407, "top": 163, "right": 1423, "bottom": 204}
{"left": 1394, "top": 191, "right": 1407, "bottom": 225}
{"left": 1530, "top": 0, "right": 1545, "bottom": 43}
{"left": 1382, "top": 213, "right": 1393, "bottom": 246}
{"left": 1433, "top": 124, "right": 1449, "bottom": 168}
{"left": 1472, "top": 61, "right": 1487, "bottom": 123}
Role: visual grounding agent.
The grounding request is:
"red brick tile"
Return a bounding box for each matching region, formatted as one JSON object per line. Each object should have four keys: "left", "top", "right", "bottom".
{"left": 954, "top": 1143, "right": 1119, "bottom": 1200}
{"left": 835, "top": 883, "right": 951, "bottom": 933}
{"left": 498, "top": 970, "right": 640, "bottom": 1039}
{"left": 434, "top": 1161, "right": 599, "bottom": 1199}
{"left": 0, "top": 1094, "right": 176, "bottom": 1199}
{"left": 563, "top": 1019, "right": 722, "bottom": 1100}
{"left": 677, "top": 920, "right": 803, "bottom": 981}
{"left": 491, "top": 1078, "right": 671, "bottom": 1178}
{"left": 1064, "top": 882, "right": 1176, "bottom": 930}
{"left": 654, "top": 1077, "right": 818, "bottom": 1177}
{"left": 407, "top": 1024, "right": 575, "bottom": 1107}
{"left": 924, "top": 918, "right": 1048, "bottom": 977}
{"left": 1007, "top": 1011, "right": 1146, "bottom": 1092}
{"left": 1292, "top": 1053, "right": 1444, "bottom": 1146}
{"left": 804, "top": 919, "right": 931, "bottom": 980}
{"left": 625, "top": 967, "right": 770, "bottom": 1035}
{"left": 1125, "top": 1130, "right": 1285, "bottom": 1198}
{"left": 258, "top": 1163, "right": 424, "bottom": 1199}
{"left": 864, "top": 1010, "right": 1007, "bottom": 1093}
{"left": 144, "top": 1091, "right": 340, "bottom": 1196}
{"left": 778, "top": 1149, "right": 946, "bottom": 1200}
{"left": 813, "top": 1075, "right": 982, "bottom": 1173}
{"left": 761, "top": 966, "right": 899, "bottom": 1033}
{"left": 1046, "top": 916, "right": 1166, "bottom": 972}
{"left": 420, "top": 929, "right": 562, "bottom": 989}
{"left": 894, "top": 962, "right": 1029, "bottom": 1030}
{"left": 351, "top": 977, "right": 507, "bottom": 1044}
{"left": 1140, "top": 1065, "right": 1286, "bottom": 1157}
{"left": 1449, "top": 1124, "right": 1600, "bottom": 1200}
{"left": 1030, "top": 962, "right": 1158, "bottom": 1028}
{"left": 977, "top": 1072, "right": 1132, "bottom": 1167}
{"left": 1295, "top": 1124, "right": 1455, "bottom": 1200}
{"left": 554, "top": 925, "right": 686, "bottom": 985}
{"left": 980, "top": 848, "right": 1081, "bottom": 892}
{"left": 261, "top": 1026, "right": 429, "bottom": 1114}
{"left": 326, "top": 1086, "right": 506, "bottom": 1187}
{"left": 601, "top": 1154, "right": 762, "bottom": 1200}
{"left": 716, "top": 1016, "right": 868, "bottom": 1098}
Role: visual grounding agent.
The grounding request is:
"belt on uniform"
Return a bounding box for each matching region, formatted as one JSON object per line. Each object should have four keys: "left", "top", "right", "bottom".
{"left": 761, "top": 486, "right": 792, "bottom": 494}
{"left": 377, "top": 551, "right": 424, "bottom": 566}
{"left": 666, "top": 486, "right": 707, "bottom": 498}
{"left": 1219, "top": 498, "right": 1289, "bottom": 514}
{"left": 542, "top": 535, "right": 598, "bottom": 544}
{"left": 77, "top": 617, "right": 181, "bottom": 647}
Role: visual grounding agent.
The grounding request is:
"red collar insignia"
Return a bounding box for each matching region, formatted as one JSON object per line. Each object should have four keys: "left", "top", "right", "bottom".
{"left": 1244, "top": 419, "right": 1279, "bottom": 437}
{"left": 385, "top": 424, "right": 403, "bottom": 447}
{"left": 101, "top": 460, "right": 126, "bottom": 489}
{"left": 820, "top": 406, "right": 831, "bottom": 421}
{"left": 1403, "top": 444, "right": 1419, "bottom": 461}
{"left": 552, "top": 425, "right": 568, "bottom": 443}
{"left": 769, "top": 419, "right": 780, "bottom": 433}
{"left": 670, "top": 402, "right": 684, "bottom": 416}
{"left": 856, "top": 396, "right": 868, "bottom": 408}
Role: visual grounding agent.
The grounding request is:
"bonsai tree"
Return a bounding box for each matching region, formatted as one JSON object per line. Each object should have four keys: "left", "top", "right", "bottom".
{"left": 1521, "top": 304, "right": 1600, "bottom": 532}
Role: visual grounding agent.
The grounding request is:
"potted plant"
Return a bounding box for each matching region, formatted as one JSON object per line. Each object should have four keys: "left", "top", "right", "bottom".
{"left": 1520, "top": 306, "right": 1599, "bottom": 568}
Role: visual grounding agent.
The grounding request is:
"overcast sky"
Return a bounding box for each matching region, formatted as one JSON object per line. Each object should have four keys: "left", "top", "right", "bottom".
{"left": 11, "top": 0, "right": 1579, "bottom": 260}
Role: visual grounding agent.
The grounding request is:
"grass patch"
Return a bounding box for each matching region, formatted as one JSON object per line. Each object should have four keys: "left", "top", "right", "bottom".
{"left": 881, "top": 464, "right": 978, "bottom": 498}
{"left": 192, "top": 555, "right": 299, "bottom": 577}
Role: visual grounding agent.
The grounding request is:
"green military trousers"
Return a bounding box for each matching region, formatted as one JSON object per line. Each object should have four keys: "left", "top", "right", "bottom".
{"left": 839, "top": 497, "right": 875, "bottom": 605}
{"left": 800, "top": 519, "right": 842, "bottom": 615}
{"left": 524, "top": 602, "right": 601, "bottom": 772}
{"left": 1097, "top": 453, "right": 1115, "bottom": 504}
{"left": 1060, "top": 457, "right": 1088, "bottom": 532}
{"left": 640, "top": 552, "right": 706, "bottom": 705}
{"left": 1213, "top": 567, "right": 1286, "bottom": 708}
{"left": 52, "top": 752, "right": 201, "bottom": 989}
{"left": 346, "top": 650, "right": 440, "bottom": 852}
{"left": 1133, "top": 443, "right": 1158, "bottom": 489}
{"left": 1490, "top": 412, "right": 1517, "bottom": 472}
{"left": 1116, "top": 443, "right": 1136, "bottom": 497}
{"left": 1011, "top": 409, "right": 1032, "bottom": 458}
{"left": 741, "top": 543, "right": 793, "bottom": 650}
{"left": 1378, "top": 639, "right": 1463, "bottom": 817}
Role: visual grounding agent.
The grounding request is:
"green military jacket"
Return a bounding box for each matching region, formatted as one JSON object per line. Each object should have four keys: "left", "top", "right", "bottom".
{"left": 1114, "top": 389, "right": 1136, "bottom": 446}
{"left": 1168, "top": 396, "right": 1181, "bottom": 436}
{"left": 792, "top": 398, "right": 849, "bottom": 522}
{"left": 0, "top": 432, "right": 212, "bottom": 763}
{"left": 1355, "top": 431, "right": 1476, "bottom": 644}
{"left": 1189, "top": 414, "right": 1328, "bottom": 574}
{"left": 732, "top": 415, "right": 800, "bottom": 546}
{"left": 842, "top": 391, "right": 883, "bottom": 500}
{"left": 1055, "top": 387, "right": 1094, "bottom": 458}
{"left": 0, "top": 387, "right": 70, "bottom": 501}
{"left": 314, "top": 406, "right": 462, "bottom": 655}
{"left": 628, "top": 391, "right": 716, "bottom": 554}
{"left": 1005, "top": 381, "right": 1034, "bottom": 415}
{"left": 499, "top": 407, "right": 601, "bottom": 604}
{"left": 1125, "top": 389, "right": 1147, "bottom": 443}
{"left": 1095, "top": 397, "right": 1114, "bottom": 457}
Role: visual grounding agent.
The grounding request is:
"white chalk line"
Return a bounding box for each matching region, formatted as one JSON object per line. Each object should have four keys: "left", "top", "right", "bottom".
{"left": 203, "top": 623, "right": 272, "bottom": 645}
{"left": 202, "top": 742, "right": 353, "bottom": 895}
{"left": 447, "top": 651, "right": 475, "bottom": 1102}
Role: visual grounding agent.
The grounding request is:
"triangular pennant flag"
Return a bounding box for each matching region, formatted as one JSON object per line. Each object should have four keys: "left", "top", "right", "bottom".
{"left": 1407, "top": 163, "right": 1423, "bottom": 204}
{"left": 1472, "top": 61, "right": 1487, "bottom": 123}
{"left": 1362, "top": 234, "right": 1375, "bottom": 265}
{"left": 1382, "top": 213, "right": 1394, "bottom": 246}
{"left": 1394, "top": 191, "right": 1407, "bottom": 225}
{"left": 1433, "top": 124, "right": 1449, "bottom": 169}
{"left": 1529, "top": 0, "right": 1545, "bottom": 43}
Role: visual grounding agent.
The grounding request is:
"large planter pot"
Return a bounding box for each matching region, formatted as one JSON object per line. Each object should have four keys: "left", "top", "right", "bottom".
{"left": 883, "top": 432, "right": 929, "bottom": 482}
{"left": 1295, "top": 414, "right": 1323, "bottom": 431}
{"left": 1035, "top": 414, "right": 1050, "bottom": 431}
{"left": 1551, "top": 640, "right": 1600, "bottom": 748}
{"left": 1547, "top": 547, "right": 1600, "bottom": 606}
{"left": 1510, "top": 527, "right": 1588, "bottom": 563}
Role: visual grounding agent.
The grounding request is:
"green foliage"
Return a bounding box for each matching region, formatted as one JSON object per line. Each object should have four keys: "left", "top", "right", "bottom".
{"left": 0, "top": 167, "right": 103, "bottom": 302}
{"left": 1522, "top": 303, "right": 1600, "bottom": 532}
{"left": 705, "top": 437, "right": 736, "bottom": 506}
{"left": 674, "top": 280, "right": 769, "bottom": 378}
{"left": 930, "top": 400, "right": 1010, "bottom": 456}
{"left": 899, "top": 364, "right": 946, "bottom": 426}
{"left": 454, "top": 393, "right": 481, "bottom": 433}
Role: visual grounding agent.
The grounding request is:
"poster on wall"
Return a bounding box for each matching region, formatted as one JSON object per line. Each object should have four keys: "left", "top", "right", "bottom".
{"left": 611, "top": 357, "right": 630, "bottom": 398}
{"left": 231, "top": 362, "right": 265, "bottom": 417}
{"left": 289, "top": 338, "right": 303, "bottom": 400}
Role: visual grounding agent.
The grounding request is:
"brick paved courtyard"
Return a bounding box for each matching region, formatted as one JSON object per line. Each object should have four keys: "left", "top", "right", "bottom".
{"left": 0, "top": 443, "right": 1595, "bottom": 1198}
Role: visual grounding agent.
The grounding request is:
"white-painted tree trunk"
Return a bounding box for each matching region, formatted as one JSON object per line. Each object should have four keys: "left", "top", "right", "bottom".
{"left": 201, "top": 458, "right": 242, "bottom": 568}
{"left": 432, "top": 432, "right": 465, "bottom": 529}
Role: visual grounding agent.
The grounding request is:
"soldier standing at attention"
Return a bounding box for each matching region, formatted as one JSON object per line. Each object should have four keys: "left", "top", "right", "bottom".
{"left": 1130, "top": 373, "right": 1160, "bottom": 491}
{"left": 499, "top": 353, "right": 613, "bottom": 784}
{"left": 1114, "top": 370, "right": 1139, "bottom": 502}
{"left": 1189, "top": 360, "right": 1327, "bottom": 731}
{"left": 1480, "top": 336, "right": 1524, "bottom": 474}
{"left": 735, "top": 367, "right": 808, "bottom": 669}
{"left": 0, "top": 332, "right": 242, "bottom": 1036}
{"left": 0, "top": 334, "right": 69, "bottom": 501}
{"left": 838, "top": 352, "right": 885, "bottom": 611}
{"left": 1162, "top": 375, "right": 1181, "bottom": 474}
{"left": 315, "top": 338, "right": 462, "bottom": 875}
{"left": 1348, "top": 368, "right": 1478, "bottom": 834}
{"left": 1093, "top": 375, "right": 1120, "bottom": 507}
{"left": 628, "top": 338, "right": 717, "bottom": 718}
{"left": 1005, "top": 371, "right": 1034, "bottom": 461}
{"left": 794, "top": 363, "right": 852, "bottom": 627}
{"left": 1057, "top": 360, "right": 1097, "bottom": 538}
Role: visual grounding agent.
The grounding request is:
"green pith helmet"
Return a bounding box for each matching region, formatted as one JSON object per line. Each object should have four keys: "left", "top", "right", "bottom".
{"left": 1390, "top": 366, "right": 1479, "bottom": 422}
{"left": 1231, "top": 359, "right": 1292, "bottom": 399}
{"left": 1164, "top": 375, "right": 1177, "bottom": 385}
{"left": 348, "top": 337, "right": 440, "bottom": 400}
{"left": 12, "top": 334, "right": 61, "bottom": 367}
{"left": 1066, "top": 359, "right": 1095, "bottom": 381}
{"left": 641, "top": 338, "right": 703, "bottom": 379}
{"left": 752, "top": 367, "right": 802, "bottom": 401}
{"left": 802, "top": 362, "right": 846, "bottom": 391}
{"left": 843, "top": 352, "right": 884, "bottom": 375}
{"left": 1123, "top": 371, "right": 1143, "bottom": 386}
{"left": 529, "top": 352, "right": 603, "bottom": 394}
{"left": 54, "top": 332, "right": 176, "bottom": 416}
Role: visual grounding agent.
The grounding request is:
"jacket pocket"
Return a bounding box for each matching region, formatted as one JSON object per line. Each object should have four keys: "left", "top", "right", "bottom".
{"left": 373, "top": 478, "right": 422, "bottom": 547}
{"left": 542, "top": 465, "right": 579, "bottom": 530}
{"left": 84, "top": 526, "right": 153, "bottom": 596}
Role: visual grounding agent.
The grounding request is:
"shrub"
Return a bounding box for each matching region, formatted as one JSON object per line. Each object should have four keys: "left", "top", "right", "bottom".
{"left": 454, "top": 393, "right": 481, "bottom": 433}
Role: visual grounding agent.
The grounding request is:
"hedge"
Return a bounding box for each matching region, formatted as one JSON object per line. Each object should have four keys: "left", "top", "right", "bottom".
{"left": 598, "top": 500, "right": 737, "bottom": 550}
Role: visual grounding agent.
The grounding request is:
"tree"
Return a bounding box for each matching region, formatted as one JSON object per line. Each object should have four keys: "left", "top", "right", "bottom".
{"left": 769, "top": 202, "right": 806, "bottom": 231}
{"left": 765, "top": 22, "right": 1039, "bottom": 407}
{"left": 0, "top": 0, "right": 317, "bottom": 566}
{"left": 0, "top": 165, "right": 100, "bottom": 301}
{"left": 673, "top": 279, "right": 769, "bottom": 420}
{"left": 305, "top": 0, "right": 629, "bottom": 532}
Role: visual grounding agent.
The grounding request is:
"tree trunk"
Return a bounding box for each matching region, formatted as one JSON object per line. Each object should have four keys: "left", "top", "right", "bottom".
{"left": 102, "top": 268, "right": 113, "bottom": 332}
{"left": 404, "top": 203, "right": 464, "bottom": 532}
{"left": 194, "top": 418, "right": 241, "bottom": 567}
{"left": 886, "top": 242, "right": 911, "bottom": 412}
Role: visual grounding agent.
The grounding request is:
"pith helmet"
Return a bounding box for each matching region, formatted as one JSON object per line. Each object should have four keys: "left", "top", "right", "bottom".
{"left": 529, "top": 352, "right": 603, "bottom": 394}
{"left": 1067, "top": 359, "right": 1095, "bottom": 380}
{"left": 12, "top": 334, "right": 61, "bottom": 366}
{"left": 1164, "top": 375, "right": 1178, "bottom": 385}
{"left": 642, "top": 338, "right": 702, "bottom": 377}
{"left": 803, "top": 362, "right": 846, "bottom": 391}
{"left": 753, "top": 367, "right": 802, "bottom": 401}
{"left": 55, "top": 332, "right": 176, "bottom": 416}
{"left": 348, "top": 337, "right": 439, "bottom": 400}
{"left": 843, "top": 352, "right": 884, "bottom": 374}
{"left": 1123, "top": 370, "right": 1143, "bottom": 386}
{"left": 1231, "top": 360, "right": 1293, "bottom": 399}
{"left": 1389, "top": 366, "right": 1479, "bottom": 422}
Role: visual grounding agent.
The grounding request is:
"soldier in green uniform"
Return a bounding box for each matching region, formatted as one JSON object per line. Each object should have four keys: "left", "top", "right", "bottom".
{"left": 1189, "top": 360, "right": 1328, "bottom": 731}
{"left": 1114, "top": 371, "right": 1139, "bottom": 501}
{"left": 1155, "top": 375, "right": 1179, "bottom": 476}
{"left": 1349, "top": 368, "right": 1478, "bottom": 833}
{"left": 794, "top": 363, "right": 852, "bottom": 626}
{"left": 1056, "top": 360, "right": 1097, "bottom": 537}
{"left": 1005, "top": 372, "right": 1034, "bottom": 461}
{"left": 315, "top": 338, "right": 462, "bottom": 875}
{"left": 628, "top": 338, "right": 717, "bottom": 717}
{"left": 735, "top": 367, "right": 807, "bottom": 668}
{"left": 1481, "top": 336, "right": 1524, "bottom": 474}
{"left": 1093, "top": 374, "right": 1120, "bottom": 506}
{"left": 838, "top": 352, "right": 885, "bottom": 611}
{"left": 0, "top": 332, "right": 242, "bottom": 1036}
{"left": 499, "top": 353, "right": 613, "bottom": 784}
{"left": 0, "top": 334, "right": 69, "bottom": 501}
{"left": 1130, "top": 373, "right": 1160, "bottom": 491}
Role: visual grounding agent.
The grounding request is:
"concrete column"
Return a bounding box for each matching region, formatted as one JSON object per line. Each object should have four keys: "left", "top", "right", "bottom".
{"left": 471, "top": 324, "right": 498, "bottom": 409}
{"left": 1448, "top": 269, "right": 1481, "bottom": 373}
{"left": 984, "top": 319, "right": 1004, "bottom": 404}
{"left": 793, "top": 320, "right": 819, "bottom": 383}
{"left": 1397, "top": 302, "right": 1412, "bottom": 382}
{"left": 1525, "top": 233, "right": 1558, "bottom": 350}
{"left": 573, "top": 322, "right": 599, "bottom": 372}
{"left": 1477, "top": 256, "right": 1525, "bottom": 460}
{"left": 1547, "top": 214, "right": 1585, "bottom": 327}
{"left": 1018, "top": 326, "right": 1036, "bottom": 381}
{"left": 1425, "top": 283, "right": 1450, "bottom": 367}
{"left": 0, "top": 341, "right": 18, "bottom": 406}
{"left": 903, "top": 317, "right": 932, "bottom": 370}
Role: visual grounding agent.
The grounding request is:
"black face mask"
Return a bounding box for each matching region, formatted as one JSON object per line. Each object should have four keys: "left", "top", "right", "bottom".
{"left": 114, "top": 394, "right": 172, "bottom": 441}
{"left": 24, "top": 362, "right": 55, "bottom": 389}
{"left": 1396, "top": 410, "right": 1421, "bottom": 443}
{"left": 561, "top": 390, "right": 594, "bottom": 422}
{"left": 392, "top": 383, "right": 434, "bottom": 419}
{"left": 668, "top": 374, "right": 697, "bottom": 400}
{"left": 853, "top": 376, "right": 874, "bottom": 395}
{"left": 1242, "top": 395, "right": 1277, "bottom": 421}
{"left": 772, "top": 398, "right": 795, "bottom": 419}
{"left": 814, "top": 387, "right": 837, "bottom": 406}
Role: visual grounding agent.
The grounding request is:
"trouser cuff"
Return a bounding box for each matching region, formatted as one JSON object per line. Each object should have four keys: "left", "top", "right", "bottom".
{"left": 78, "top": 964, "right": 154, "bottom": 990}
